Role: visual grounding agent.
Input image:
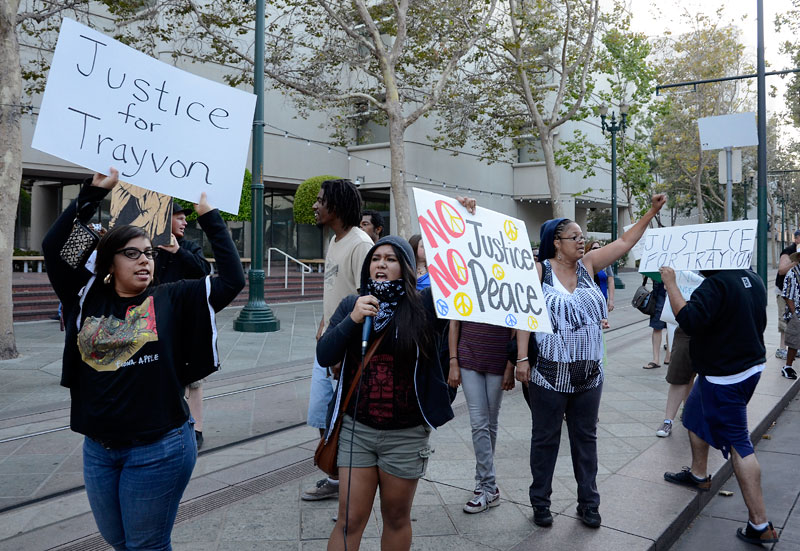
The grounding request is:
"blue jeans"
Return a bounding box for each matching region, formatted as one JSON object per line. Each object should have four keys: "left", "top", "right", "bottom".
{"left": 83, "top": 421, "right": 197, "bottom": 550}
{"left": 460, "top": 368, "right": 504, "bottom": 493}
{"left": 307, "top": 354, "right": 335, "bottom": 429}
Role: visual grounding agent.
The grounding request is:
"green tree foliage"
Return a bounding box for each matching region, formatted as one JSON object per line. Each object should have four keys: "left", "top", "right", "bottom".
{"left": 175, "top": 169, "right": 252, "bottom": 222}
{"left": 650, "top": 10, "right": 754, "bottom": 223}
{"left": 555, "top": 16, "right": 659, "bottom": 221}
{"left": 293, "top": 174, "right": 339, "bottom": 224}
{"left": 433, "top": 0, "right": 601, "bottom": 218}
{"left": 94, "top": 0, "right": 498, "bottom": 237}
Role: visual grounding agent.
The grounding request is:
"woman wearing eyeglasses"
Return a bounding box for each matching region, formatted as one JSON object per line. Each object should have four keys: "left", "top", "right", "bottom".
{"left": 515, "top": 194, "right": 666, "bottom": 529}
{"left": 42, "top": 168, "right": 244, "bottom": 550}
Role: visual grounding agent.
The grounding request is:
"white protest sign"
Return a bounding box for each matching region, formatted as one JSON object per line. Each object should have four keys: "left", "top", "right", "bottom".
{"left": 623, "top": 222, "right": 646, "bottom": 261}
{"left": 32, "top": 18, "right": 256, "bottom": 214}
{"left": 412, "top": 188, "right": 552, "bottom": 334}
{"left": 660, "top": 271, "right": 704, "bottom": 324}
{"left": 697, "top": 112, "right": 758, "bottom": 151}
{"left": 638, "top": 220, "right": 757, "bottom": 273}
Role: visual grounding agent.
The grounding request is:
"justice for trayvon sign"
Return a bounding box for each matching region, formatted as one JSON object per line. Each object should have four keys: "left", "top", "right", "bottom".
{"left": 412, "top": 188, "right": 553, "bottom": 334}
{"left": 32, "top": 18, "right": 256, "bottom": 214}
{"left": 638, "top": 220, "right": 758, "bottom": 273}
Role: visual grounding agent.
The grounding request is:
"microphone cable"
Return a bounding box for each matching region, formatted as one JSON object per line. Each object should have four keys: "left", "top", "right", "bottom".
{"left": 342, "top": 316, "right": 372, "bottom": 550}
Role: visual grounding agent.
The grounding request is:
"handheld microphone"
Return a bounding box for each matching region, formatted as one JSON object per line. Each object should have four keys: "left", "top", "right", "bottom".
{"left": 361, "top": 316, "right": 372, "bottom": 357}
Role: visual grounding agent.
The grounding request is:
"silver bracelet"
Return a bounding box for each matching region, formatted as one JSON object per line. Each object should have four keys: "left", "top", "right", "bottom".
{"left": 516, "top": 357, "right": 529, "bottom": 363}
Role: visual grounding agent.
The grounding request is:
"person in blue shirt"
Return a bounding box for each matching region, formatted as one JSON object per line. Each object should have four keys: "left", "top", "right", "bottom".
{"left": 584, "top": 241, "right": 614, "bottom": 310}
{"left": 408, "top": 234, "right": 430, "bottom": 290}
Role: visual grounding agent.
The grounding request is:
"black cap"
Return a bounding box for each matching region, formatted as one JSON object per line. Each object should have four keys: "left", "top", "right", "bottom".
{"left": 172, "top": 202, "right": 191, "bottom": 215}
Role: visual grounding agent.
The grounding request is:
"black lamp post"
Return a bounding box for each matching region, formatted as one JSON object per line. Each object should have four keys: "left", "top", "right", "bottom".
{"left": 745, "top": 169, "right": 754, "bottom": 220}
{"left": 234, "top": 0, "right": 280, "bottom": 332}
{"left": 599, "top": 102, "right": 628, "bottom": 289}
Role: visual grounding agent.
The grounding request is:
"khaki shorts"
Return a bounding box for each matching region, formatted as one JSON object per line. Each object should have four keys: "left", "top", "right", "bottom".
{"left": 785, "top": 316, "right": 800, "bottom": 350}
{"left": 337, "top": 415, "right": 433, "bottom": 479}
{"left": 666, "top": 326, "right": 694, "bottom": 385}
{"left": 777, "top": 295, "right": 788, "bottom": 333}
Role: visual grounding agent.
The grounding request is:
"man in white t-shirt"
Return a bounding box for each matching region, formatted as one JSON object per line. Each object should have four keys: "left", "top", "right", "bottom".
{"left": 302, "top": 179, "right": 373, "bottom": 501}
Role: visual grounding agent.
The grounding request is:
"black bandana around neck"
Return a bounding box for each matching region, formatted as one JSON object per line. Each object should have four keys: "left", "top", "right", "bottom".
{"left": 367, "top": 279, "right": 405, "bottom": 332}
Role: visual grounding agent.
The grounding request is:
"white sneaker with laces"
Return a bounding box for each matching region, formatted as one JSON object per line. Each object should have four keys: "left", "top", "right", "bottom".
{"left": 656, "top": 421, "right": 673, "bottom": 437}
{"left": 463, "top": 488, "right": 500, "bottom": 513}
{"left": 776, "top": 348, "right": 788, "bottom": 360}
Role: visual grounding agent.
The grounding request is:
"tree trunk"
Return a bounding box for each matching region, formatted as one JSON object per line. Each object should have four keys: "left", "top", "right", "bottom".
{"left": 539, "top": 131, "right": 564, "bottom": 218}
{"left": 694, "top": 149, "right": 705, "bottom": 223}
{"left": 388, "top": 113, "right": 411, "bottom": 238}
{"left": 0, "top": 1, "right": 21, "bottom": 360}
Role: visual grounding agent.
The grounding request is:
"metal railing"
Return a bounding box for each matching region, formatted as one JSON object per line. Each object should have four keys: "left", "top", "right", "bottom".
{"left": 12, "top": 256, "right": 45, "bottom": 273}
{"left": 266, "top": 248, "right": 312, "bottom": 295}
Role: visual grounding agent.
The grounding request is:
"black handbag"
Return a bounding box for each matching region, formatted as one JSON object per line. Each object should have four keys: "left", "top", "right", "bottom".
{"left": 59, "top": 203, "right": 100, "bottom": 270}
{"left": 631, "top": 276, "right": 657, "bottom": 316}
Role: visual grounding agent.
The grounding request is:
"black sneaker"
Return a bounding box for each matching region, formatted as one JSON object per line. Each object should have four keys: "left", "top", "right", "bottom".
{"left": 576, "top": 505, "right": 601, "bottom": 528}
{"left": 664, "top": 467, "right": 711, "bottom": 491}
{"left": 782, "top": 366, "right": 798, "bottom": 380}
{"left": 736, "top": 521, "right": 779, "bottom": 545}
{"left": 532, "top": 506, "right": 553, "bottom": 527}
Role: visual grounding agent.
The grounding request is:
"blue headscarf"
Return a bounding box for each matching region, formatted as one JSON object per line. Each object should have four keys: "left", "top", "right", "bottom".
{"left": 538, "top": 218, "right": 568, "bottom": 261}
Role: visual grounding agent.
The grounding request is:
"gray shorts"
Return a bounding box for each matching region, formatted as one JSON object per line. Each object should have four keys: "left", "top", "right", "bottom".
{"left": 337, "top": 415, "right": 433, "bottom": 479}
{"left": 786, "top": 316, "right": 800, "bottom": 350}
{"left": 777, "top": 295, "right": 788, "bottom": 333}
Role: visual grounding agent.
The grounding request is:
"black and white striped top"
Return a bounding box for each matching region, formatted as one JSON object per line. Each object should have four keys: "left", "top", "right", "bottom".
{"left": 532, "top": 259, "right": 607, "bottom": 393}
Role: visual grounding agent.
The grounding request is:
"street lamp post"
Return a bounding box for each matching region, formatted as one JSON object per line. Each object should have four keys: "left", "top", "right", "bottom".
{"left": 745, "top": 169, "right": 755, "bottom": 220}
{"left": 599, "top": 103, "right": 629, "bottom": 289}
{"left": 233, "top": 0, "right": 280, "bottom": 332}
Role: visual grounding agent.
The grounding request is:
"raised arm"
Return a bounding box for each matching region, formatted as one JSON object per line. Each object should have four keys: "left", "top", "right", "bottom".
{"left": 194, "top": 193, "right": 245, "bottom": 312}
{"left": 583, "top": 194, "right": 666, "bottom": 275}
{"left": 42, "top": 169, "right": 118, "bottom": 303}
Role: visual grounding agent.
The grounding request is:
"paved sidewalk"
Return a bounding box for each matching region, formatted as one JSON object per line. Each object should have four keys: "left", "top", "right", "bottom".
{"left": 671, "top": 394, "right": 800, "bottom": 551}
{"left": 0, "top": 271, "right": 798, "bottom": 550}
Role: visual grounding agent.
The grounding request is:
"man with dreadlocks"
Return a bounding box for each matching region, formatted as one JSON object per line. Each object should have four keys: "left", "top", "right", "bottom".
{"left": 302, "top": 179, "right": 374, "bottom": 502}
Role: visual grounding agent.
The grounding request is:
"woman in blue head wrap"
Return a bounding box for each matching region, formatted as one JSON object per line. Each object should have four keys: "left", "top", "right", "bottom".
{"left": 516, "top": 194, "right": 666, "bottom": 528}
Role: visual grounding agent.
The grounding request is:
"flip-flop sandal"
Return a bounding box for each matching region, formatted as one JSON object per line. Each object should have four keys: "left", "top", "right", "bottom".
{"left": 643, "top": 362, "right": 661, "bottom": 369}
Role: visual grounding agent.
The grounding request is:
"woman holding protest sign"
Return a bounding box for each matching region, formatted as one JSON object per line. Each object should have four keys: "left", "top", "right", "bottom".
{"left": 515, "top": 194, "right": 666, "bottom": 528}
{"left": 41, "top": 168, "right": 244, "bottom": 550}
{"left": 447, "top": 320, "right": 515, "bottom": 513}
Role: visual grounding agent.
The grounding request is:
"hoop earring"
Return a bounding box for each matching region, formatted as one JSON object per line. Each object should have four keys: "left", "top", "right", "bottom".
{"left": 103, "top": 273, "right": 112, "bottom": 285}
{"left": 557, "top": 252, "right": 563, "bottom": 261}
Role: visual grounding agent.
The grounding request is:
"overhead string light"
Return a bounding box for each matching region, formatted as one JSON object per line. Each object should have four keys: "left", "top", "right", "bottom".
{"left": 262, "top": 121, "right": 536, "bottom": 201}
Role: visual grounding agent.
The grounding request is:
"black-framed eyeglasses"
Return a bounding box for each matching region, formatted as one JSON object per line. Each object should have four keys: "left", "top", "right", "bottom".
{"left": 115, "top": 247, "right": 159, "bottom": 260}
{"left": 558, "top": 235, "right": 585, "bottom": 242}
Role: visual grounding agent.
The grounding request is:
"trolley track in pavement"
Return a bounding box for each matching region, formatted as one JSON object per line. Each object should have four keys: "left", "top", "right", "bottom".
{"left": 0, "top": 316, "right": 651, "bottom": 513}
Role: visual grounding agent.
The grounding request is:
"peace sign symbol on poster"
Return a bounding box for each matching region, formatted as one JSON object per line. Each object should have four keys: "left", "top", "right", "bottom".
{"left": 440, "top": 201, "right": 465, "bottom": 235}
{"left": 492, "top": 264, "right": 505, "bottom": 280}
{"left": 454, "top": 292, "right": 473, "bottom": 316}
{"left": 503, "top": 219, "right": 519, "bottom": 241}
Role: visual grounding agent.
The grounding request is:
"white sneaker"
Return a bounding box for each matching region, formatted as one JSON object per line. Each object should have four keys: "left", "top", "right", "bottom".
{"left": 656, "top": 421, "right": 673, "bottom": 437}
{"left": 463, "top": 488, "right": 500, "bottom": 513}
{"left": 776, "top": 348, "right": 788, "bottom": 360}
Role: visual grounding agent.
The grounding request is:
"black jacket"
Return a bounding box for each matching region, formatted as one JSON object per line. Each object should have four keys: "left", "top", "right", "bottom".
{"left": 676, "top": 269, "right": 766, "bottom": 377}
{"left": 42, "top": 183, "right": 244, "bottom": 440}
{"left": 317, "top": 289, "right": 454, "bottom": 432}
{"left": 155, "top": 236, "right": 211, "bottom": 283}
